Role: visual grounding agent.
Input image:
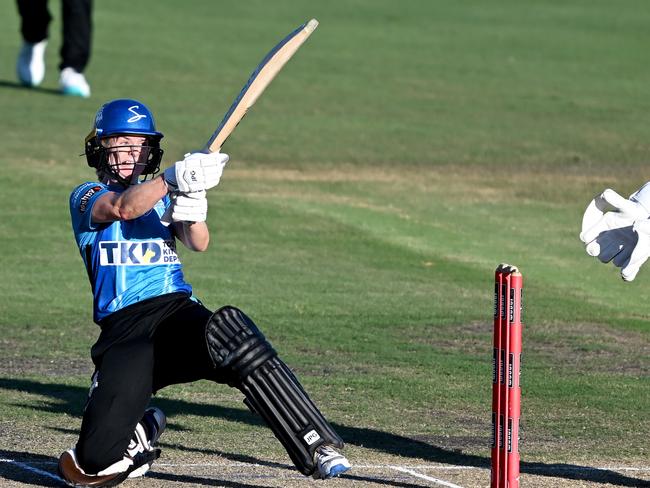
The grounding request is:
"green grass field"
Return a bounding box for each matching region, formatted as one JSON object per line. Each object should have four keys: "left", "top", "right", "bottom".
{"left": 1, "top": 1, "right": 649, "bottom": 486}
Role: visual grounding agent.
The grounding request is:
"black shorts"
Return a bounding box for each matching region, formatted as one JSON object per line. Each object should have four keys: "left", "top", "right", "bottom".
{"left": 76, "top": 293, "right": 220, "bottom": 473}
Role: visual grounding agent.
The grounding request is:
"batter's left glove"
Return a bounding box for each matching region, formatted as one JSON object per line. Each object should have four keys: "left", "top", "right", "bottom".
{"left": 169, "top": 190, "right": 208, "bottom": 223}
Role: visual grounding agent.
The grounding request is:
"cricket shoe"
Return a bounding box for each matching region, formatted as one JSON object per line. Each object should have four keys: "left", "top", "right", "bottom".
{"left": 312, "top": 445, "right": 351, "bottom": 479}
{"left": 127, "top": 406, "right": 166, "bottom": 478}
{"left": 59, "top": 67, "right": 91, "bottom": 98}
{"left": 16, "top": 40, "right": 47, "bottom": 87}
{"left": 57, "top": 408, "right": 166, "bottom": 486}
{"left": 57, "top": 447, "right": 158, "bottom": 487}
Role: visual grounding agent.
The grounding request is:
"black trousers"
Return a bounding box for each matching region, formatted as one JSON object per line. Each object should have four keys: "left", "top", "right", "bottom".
{"left": 16, "top": 0, "right": 92, "bottom": 72}
{"left": 76, "top": 293, "right": 221, "bottom": 474}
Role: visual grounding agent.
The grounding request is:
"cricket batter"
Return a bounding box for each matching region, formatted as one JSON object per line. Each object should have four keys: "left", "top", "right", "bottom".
{"left": 580, "top": 183, "right": 650, "bottom": 280}
{"left": 59, "top": 98, "right": 351, "bottom": 486}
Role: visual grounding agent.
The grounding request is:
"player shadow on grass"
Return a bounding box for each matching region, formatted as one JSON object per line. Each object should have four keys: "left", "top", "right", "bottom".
{"left": 0, "top": 377, "right": 648, "bottom": 488}
{"left": 0, "top": 79, "right": 63, "bottom": 96}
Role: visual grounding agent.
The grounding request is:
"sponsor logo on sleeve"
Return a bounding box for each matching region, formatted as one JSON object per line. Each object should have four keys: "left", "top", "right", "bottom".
{"left": 79, "top": 186, "right": 103, "bottom": 213}
{"left": 99, "top": 239, "right": 180, "bottom": 266}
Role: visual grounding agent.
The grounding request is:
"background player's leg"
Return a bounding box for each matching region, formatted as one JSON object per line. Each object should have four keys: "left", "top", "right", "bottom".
{"left": 59, "top": 0, "right": 91, "bottom": 72}
{"left": 16, "top": 0, "right": 51, "bottom": 43}
{"left": 15, "top": 0, "right": 50, "bottom": 86}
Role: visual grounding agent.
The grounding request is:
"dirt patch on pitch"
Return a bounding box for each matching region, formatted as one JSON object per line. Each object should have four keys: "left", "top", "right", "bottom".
{"left": 405, "top": 320, "right": 649, "bottom": 376}
{"left": 226, "top": 162, "right": 647, "bottom": 186}
{"left": 0, "top": 356, "right": 94, "bottom": 378}
{"left": 224, "top": 162, "right": 650, "bottom": 208}
{"left": 405, "top": 321, "right": 491, "bottom": 356}
{"left": 530, "top": 321, "right": 650, "bottom": 375}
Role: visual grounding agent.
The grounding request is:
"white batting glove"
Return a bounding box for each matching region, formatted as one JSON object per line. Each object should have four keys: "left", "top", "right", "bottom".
{"left": 170, "top": 190, "right": 208, "bottom": 223}
{"left": 622, "top": 219, "right": 650, "bottom": 281}
{"left": 579, "top": 183, "right": 650, "bottom": 281}
{"left": 163, "top": 152, "right": 229, "bottom": 193}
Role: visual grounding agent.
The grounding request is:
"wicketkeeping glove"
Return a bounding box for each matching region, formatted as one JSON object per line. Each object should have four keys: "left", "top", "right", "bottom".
{"left": 579, "top": 183, "right": 650, "bottom": 281}
{"left": 163, "top": 152, "right": 229, "bottom": 193}
{"left": 169, "top": 190, "right": 208, "bottom": 223}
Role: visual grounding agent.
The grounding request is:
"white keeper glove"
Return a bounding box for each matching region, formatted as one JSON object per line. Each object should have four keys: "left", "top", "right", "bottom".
{"left": 163, "top": 152, "right": 229, "bottom": 193}
{"left": 579, "top": 183, "right": 650, "bottom": 281}
{"left": 169, "top": 190, "right": 208, "bottom": 223}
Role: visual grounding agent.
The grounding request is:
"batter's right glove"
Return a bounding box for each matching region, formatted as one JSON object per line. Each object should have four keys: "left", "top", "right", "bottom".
{"left": 579, "top": 183, "right": 650, "bottom": 281}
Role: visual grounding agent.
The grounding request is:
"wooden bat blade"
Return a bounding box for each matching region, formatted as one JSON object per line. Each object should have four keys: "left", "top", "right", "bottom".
{"left": 204, "top": 19, "right": 319, "bottom": 153}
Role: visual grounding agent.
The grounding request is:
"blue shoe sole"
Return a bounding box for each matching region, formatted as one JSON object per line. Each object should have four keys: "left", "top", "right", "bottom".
{"left": 326, "top": 464, "right": 350, "bottom": 478}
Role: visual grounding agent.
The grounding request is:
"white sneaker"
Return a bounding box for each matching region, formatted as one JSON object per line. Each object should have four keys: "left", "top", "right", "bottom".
{"left": 59, "top": 67, "right": 91, "bottom": 98}
{"left": 313, "top": 445, "right": 351, "bottom": 479}
{"left": 127, "top": 407, "right": 166, "bottom": 479}
{"left": 16, "top": 40, "right": 47, "bottom": 87}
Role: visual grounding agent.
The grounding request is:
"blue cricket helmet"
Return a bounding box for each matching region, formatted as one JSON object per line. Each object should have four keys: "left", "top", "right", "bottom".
{"left": 85, "top": 99, "right": 165, "bottom": 184}
{"left": 93, "top": 98, "right": 164, "bottom": 139}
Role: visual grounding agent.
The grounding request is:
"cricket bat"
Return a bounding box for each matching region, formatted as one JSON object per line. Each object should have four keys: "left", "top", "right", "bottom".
{"left": 203, "top": 18, "right": 319, "bottom": 153}
{"left": 162, "top": 19, "right": 318, "bottom": 225}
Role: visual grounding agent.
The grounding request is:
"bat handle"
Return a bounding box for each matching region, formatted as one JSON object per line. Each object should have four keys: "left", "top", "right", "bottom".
{"left": 160, "top": 205, "right": 173, "bottom": 227}
{"left": 204, "top": 141, "right": 223, "bottom": 154}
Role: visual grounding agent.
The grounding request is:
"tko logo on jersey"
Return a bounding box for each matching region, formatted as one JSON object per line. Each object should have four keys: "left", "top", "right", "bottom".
{"left": 99, "top": 240, "right": 180, "bottom": 266}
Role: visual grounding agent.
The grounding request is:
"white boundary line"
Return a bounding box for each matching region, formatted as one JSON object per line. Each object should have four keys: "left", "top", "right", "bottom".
{"left": 4, "top": 459, "right": 650, "bottom": 471}
{"left": 136, "top": 462, "right": 650, "bottom": 473}
{"left": 524, "top": 466, "right": 650, "bottom": 473}
{"left": 154, "top": 462, "right": 482, "bottom": 470}
{"left": 390, "top": 466, "right": 464, "bottom": 488}
{"left": 2, "top": 457, "right": 649, "bottom": 488}
{"left": 0, "top": 459, "right": 64, "bottom": 483}
{"left": 0, "top": 458, "right": 465, "bottom": 488}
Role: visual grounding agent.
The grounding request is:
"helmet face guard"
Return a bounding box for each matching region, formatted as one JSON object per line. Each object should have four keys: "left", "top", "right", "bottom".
{"left": 85, "top": 99, "right": 164, "bottom": 186}
{"left": 85, "top": 132, "right": 164, "bottom": 186}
